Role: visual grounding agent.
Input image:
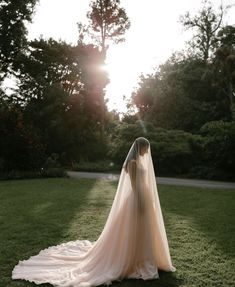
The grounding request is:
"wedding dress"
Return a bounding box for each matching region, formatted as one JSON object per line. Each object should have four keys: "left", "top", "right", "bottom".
{"left": 12, "top": 137, "right": 176, "bottom": 287}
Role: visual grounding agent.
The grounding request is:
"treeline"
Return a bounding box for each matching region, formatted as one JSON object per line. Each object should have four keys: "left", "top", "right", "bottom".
{"left": 0, "top": 0, "right": 130, "bottom": 178}
{"left": 0, "top": 0, "right": 234, "bottom": 180}
{"left": 107, "top": 120, "right": 235, "bottom": 180}
{"left": 120, "top": 2, "right": 235, "bottom": 180}
{"left": 0, "top": 39, "right": 109, "bottom": 166}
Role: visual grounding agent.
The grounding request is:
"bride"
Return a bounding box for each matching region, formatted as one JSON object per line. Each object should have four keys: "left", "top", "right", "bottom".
{"left": 12, "top": 137, "right": 176, "bottom": 286}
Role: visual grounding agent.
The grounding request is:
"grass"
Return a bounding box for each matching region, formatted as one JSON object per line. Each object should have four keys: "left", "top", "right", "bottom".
{"left": 0, "top": 177, "right": 234, "bottom": 287}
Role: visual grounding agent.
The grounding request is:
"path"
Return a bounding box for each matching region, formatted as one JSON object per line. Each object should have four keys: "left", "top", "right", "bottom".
{"left": 67, "top": 171, "right": 235, "bottom": 189}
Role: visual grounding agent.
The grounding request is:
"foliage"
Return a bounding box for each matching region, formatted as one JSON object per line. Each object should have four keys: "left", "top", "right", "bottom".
{"left": 86, "top": 0, "right": 130, "bottom": 54}
{"left": 131, "top": 2, "right": 234, "bottom": 135}
{"left": 0, "top": 167, "right": 68, "bottom": 180}
{"left": 108, "top": 120, "right": 205, "bottom": 176}
{"left": 72, "top": 160, "right": 121, "bottom": 172}
{"left": 1, "top": 38, "right": 110, "bottom": 168}
{"left": 0, "top": 0, "right": 234, "bottom": 180}
{"left": 212, "top": 25, "right": 235, "bottom": 116}
{"left": 13, "top": 38, "right": 108, "bottom": 105}
{"left": 107, "top": 120, "right": 156, "bottom": 164}
{"left": 132, "top": 55, "right": 233, "bottom": 132}
{"left": 108, "top": 119, "right": 235, "bottom": 180}
{"left": 0, "top": 101, "right": 46, "bottom": 171}
{"left": 0, "top": 0, "right": 39, "bottom": 80}
{"left": 77, "top": 0, "right": 130, "bottom": 137}
{"left": 40, "top": 167, "right": 68, "bottom": 179}
{"left": 179, "top": 0, "right": 225, "bottom": 61}
{"left": 133, "top": 15, "right": 235, "bottom": 131}
{"left": 42, "top": 153, "right": 62, "bottom": 169}
{"left": 196, "top": 120, "right": 235, "bottom": 180}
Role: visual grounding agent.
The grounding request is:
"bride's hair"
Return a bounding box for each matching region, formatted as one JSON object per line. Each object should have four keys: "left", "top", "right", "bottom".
{"left": 123, "top": 137, "right": 150, "bottom": 173}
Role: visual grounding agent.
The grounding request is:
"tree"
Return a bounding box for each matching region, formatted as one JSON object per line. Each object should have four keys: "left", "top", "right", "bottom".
{"left": 179, "top": 0, "right": 226, "bottom": 62}
{"left": 180, "top": 1, "right": 235, "bottom": 120}
{"left": 198, "top": 120, "right": 235, "bottom": 180}
{"left": 86, "top": 0, "right": 130, "bottom": 58}
{"left": 84, "top": 0, "right": 130, "bottom": 138}
{"left": 212, "top": 25, "right": 235, "bottom": 117}
{"left": 7, "top": 37, "right": 109, "bottom": 163}
{"left": 217, "top": 25, "right": 235, "bottom": 48}
{"left": 131, "top": 74, "right": 155, "bottom": 119}
{"left": 0, "top": 101, "right": 46, "bottom": 171}
{"left": 131, "top": 1, "right": 235, "bottom": 132}
{"left": 132, "top": 51, "right": 233, "bottom": 132}
{"left": 12, "top": 38, "right": 79, "bottom": 103}
{"left": 0, "top": 0, "right": 39, "bottom": 80}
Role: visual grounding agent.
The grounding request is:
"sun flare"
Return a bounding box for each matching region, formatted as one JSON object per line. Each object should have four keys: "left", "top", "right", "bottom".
{"left": 103, "top": 46, "right": 153, "bottom": 113}
{"left": 25, "top": 0, "right": 235, "bottom": 114}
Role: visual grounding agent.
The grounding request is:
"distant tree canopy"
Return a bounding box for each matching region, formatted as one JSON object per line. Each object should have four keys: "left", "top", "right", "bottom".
{"left": 0, "top": 0, "right": 132, "bottom": 172}
{"left": 132, "top": 1, "right": 235, "bottom": 132}
{"left": 128, "top": 1, "right": 235, "bottom": 180}
{"left": 179, "top": 0, "right": 225, "bottom": 62}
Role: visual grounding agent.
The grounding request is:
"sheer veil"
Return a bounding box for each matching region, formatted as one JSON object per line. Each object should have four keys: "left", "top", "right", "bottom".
{"left": 12, "top": 137, "right": 176, "bottom": 287}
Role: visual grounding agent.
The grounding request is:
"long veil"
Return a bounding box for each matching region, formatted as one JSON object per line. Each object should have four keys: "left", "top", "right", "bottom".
{"left": 12, "top": 137, "right": 176, "bottom": 287}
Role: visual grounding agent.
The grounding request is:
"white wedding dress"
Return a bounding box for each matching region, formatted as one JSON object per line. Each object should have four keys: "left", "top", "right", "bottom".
{"left": 12, "top": 137, "right": 176, "bottom": 287}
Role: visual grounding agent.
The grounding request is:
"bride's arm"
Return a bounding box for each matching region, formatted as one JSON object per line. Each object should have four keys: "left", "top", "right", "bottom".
{"left": 127, "top": 160, "right": 137, "bottom": 193}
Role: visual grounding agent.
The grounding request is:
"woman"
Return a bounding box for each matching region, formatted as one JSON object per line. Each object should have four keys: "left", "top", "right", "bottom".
{"left": 12, "top": 137, "right": 176, "bottom": 287}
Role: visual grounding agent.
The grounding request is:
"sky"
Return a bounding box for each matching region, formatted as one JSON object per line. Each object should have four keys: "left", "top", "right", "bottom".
{"left": 14, "top": 0, "right": 235, "bottom": 113}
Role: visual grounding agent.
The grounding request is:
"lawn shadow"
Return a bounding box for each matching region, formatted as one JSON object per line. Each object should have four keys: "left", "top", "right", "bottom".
{"left": 0, "top": 177, "right": 98, "bottom": 286}
{"left": 0, "top": 178, "right": 189, "bottom": 287}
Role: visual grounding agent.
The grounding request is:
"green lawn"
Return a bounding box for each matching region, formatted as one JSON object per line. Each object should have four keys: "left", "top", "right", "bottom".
{"left": 0, "top": 177, "right": 234, "bottom": 287}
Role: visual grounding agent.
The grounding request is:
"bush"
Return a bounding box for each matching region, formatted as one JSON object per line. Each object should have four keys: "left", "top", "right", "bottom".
{"left": 43, "top": 153, "right": 62, "bottom": 169}
{"left": 108, "top": 120, "right": 202, "bottom": 176}
{"left": 40, "top": 167, "right": 68, "bottom": 178}
{"left": 0, "top": 167, "right": 68, "bottom": 180}
{"left": 107, "top": 121, "right": 157, "bottom": 164}
{"left": 72, "top": 160, "right": 121, "bottom": 173}
{"left": 0, "top": 151, "right": 69, "bottom": 180}
{"left": 150, "top": 128, "right": 201, "bottom": 175}
{"left": 107, "top": 119, "right": 235, "bottom": 180}
{"left": 0, "top": 170, "right": 39, "bottom": 180}
{"left": 196, "top": 120, "right": 235, "bottom": 180}
{"left": 0, "top": 104, "right": 46, "bottom": 172}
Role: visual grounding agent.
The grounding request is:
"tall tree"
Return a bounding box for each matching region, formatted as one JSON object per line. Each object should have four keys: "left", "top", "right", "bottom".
{"left": 179, "top": 0, "right": 226, "bottom": 62}
{"left": 212, "top": 25, "right": 235, "bottom": 117}
{"left": 86, "top": 0, "right": 130, "bottom": 58}
{"left": 0, "top": 0, "right": 38, "bottom": 80}
{"left": 10, "top": 38, "right": 109, "bottom": 162}
{"left": 85, "top": 0, "right": 130, "bottom": 138}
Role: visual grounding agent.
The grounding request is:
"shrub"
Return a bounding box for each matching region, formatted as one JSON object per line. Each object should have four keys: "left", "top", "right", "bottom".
{"left": 196, "top": 120, "right": 235, "bottom": 180}
{"left": 108, "top": 120, "right": 203, "bottom": 176}
{"left": 0, "top": 168, "right": 68, "bottom": 180}
{"left": 72, "top": 160, "right": 121, "bottom": 173}
{"left": 40, "top": 167, "right": 68, "bottom": 178}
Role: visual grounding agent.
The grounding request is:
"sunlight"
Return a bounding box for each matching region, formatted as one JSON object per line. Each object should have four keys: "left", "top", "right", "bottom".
{"left": 104, "top": 45, "right": 155, "bottom": 113}
{"left": 25, "top": 0, "right": 235, "bottom": 114}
